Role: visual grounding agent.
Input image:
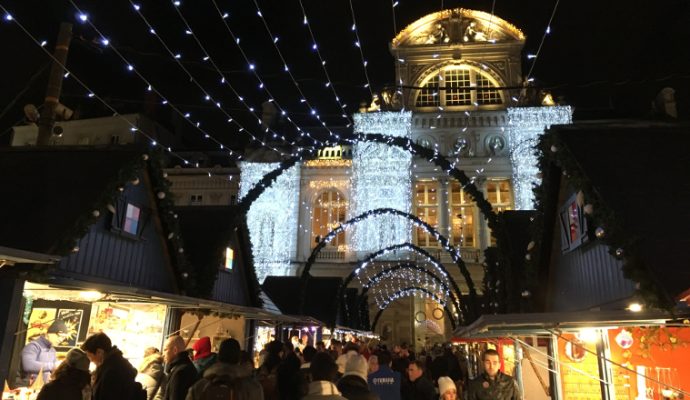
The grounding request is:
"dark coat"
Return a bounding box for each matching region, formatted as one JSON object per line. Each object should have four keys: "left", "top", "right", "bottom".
{"left": 185, "top": 362, "right": 263, "bottom": 400}
{"left": 92, "top": 347, "right": 139, "bottom": 400}
{"left": 36, "top": 371, "right": 88, "bottom": 400}
{"left": 163, "top": 352, "right": 199, "bottom": 400}
{"left": 466, "top": 372, "right": 520, "bottom": 400}
{"left": 401, "top": 376, "right": 435, "bottom": 400}
{"left": 337, "top": 375, "right": 380, "bottom": 400}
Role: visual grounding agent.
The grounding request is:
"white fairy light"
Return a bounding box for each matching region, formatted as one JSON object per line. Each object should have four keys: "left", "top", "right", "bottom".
{"left": 240, "top": 162, "right": 301, "bottom": 282}
{"left": 507, "top": 106, "right": 572, "bottom": 209}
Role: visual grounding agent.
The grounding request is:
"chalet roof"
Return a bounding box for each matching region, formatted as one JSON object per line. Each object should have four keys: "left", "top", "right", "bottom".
{"left": 543, "top": 121, "right": 690, "bottom": 302}
{"left": 0, "top": 146, "right": 143, "bottom": 255}
{"left": 262, "top": 276, "right": 343, "bottom": 326}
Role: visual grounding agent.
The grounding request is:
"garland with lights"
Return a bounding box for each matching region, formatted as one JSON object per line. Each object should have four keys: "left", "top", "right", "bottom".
{"left": 298, "top": 209, "right": 477, "bottom": 319}
{"left": 525, "top": 131, "right": 673, "bottom": 310}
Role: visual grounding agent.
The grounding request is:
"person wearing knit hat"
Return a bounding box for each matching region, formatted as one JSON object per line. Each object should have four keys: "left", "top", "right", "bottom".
{"left": 19, "top": 319, "right": 70, "bottom": 385}
{"left": 191, "top": 336, "right": 217, "bottom": 376}
{"left": 337, "top": 354, "right": 379, "bottom": 400}
{"left": 437, "top": 377, "right": 457, "bottom": 400}
{"left": 36, "top": 348, "right": 92, "bottom": 400}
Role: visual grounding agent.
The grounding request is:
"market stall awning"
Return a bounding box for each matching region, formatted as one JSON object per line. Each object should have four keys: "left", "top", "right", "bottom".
{"left": 0, "top": 246, "right": 60, "bottom": 266}
{"left": 454, "top": 310, "right": 679, "bottom": 339}
{"left": 30, "top": 278, "right": 298, "bottom": 322}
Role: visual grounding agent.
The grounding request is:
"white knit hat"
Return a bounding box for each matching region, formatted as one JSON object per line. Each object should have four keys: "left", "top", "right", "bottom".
{"left": 438, "top": 377, "right": 456, "bottom": 399}
{"left": 343, "top": 354, "right": 369, "bottom": 381}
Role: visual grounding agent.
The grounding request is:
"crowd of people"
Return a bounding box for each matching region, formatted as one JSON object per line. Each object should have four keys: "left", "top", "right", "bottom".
{"left": 21, "top": 329, "right": 519, "bottom": 400}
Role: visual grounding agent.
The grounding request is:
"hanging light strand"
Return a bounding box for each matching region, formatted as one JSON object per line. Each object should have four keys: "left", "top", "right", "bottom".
{"left": 124, "top": 0, "right": 287, "bottom": 157}
{"left": 523, "top": 0, "right": 562, "bottom": 85}
{"left": 347, "top": 0, "right": 376, "bottom": 101}
{"left": 297, "top": 0, "right": 353, "bottom": 127}
{"left": 209, "top": 0, "right": 325, "bottom": 148}
{"left": 0, "top": 4, "right": 191, "bottom": 164}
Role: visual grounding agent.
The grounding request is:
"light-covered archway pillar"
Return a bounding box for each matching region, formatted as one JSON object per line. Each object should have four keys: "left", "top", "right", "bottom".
{"left": 351, "top": 111, "right": 413, "bottom": 256}
{"left": 239, "top": 162, "right": 301, "bottom": 282}
{"left": 507, "top": 106, "right": 572, "bottom": 210}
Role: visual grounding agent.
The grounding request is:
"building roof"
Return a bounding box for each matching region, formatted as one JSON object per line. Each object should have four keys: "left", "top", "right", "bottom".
{"left": 0, "top": 146, "right": 143, "bottom": 255}
{"left": 542, "top": 120, "right": 690, "bottom": 304}
{"left": 262, "top": 276, "right": 343, "bottom": 326}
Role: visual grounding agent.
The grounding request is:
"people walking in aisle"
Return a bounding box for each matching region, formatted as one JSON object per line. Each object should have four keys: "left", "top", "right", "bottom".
{"left": 337, "top": 354, "right": 379, "bottom": 400}
{"left": 367, "top": 351, "right": 400, "bottom": 400}
{"left": 19, "top": 320, "right": 70, "bottom": 385}
{"left": 81, "top": 332, "right": 146, "bottom": 400}
{"left": 36, "top": 348, "right": 92, "bottom": 400}
{"left": 277, "top": 341, "right": 302, "bottom": 400}
{"left": 191, "top": 337, "right": 217, "bottom": 376}
{"left": 466, "top": 349, "right": 519, "bottom": 400}
{"left": 137, "top": 347, "right": 164, "bottom": 400}
{"left": 161, "top": 335, "right": 198, "bottom": 400}
{"left": 185, "top": 338, "right": 262, "bottom": 400}
{"left": 258, "top": 340, "right": 284, "bottom": 400}
{"left": 302, "top": 352, "right": 347, "bottom": 400}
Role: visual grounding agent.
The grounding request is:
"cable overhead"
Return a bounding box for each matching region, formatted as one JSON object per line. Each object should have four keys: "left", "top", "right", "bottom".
{"left": 347, "top": 0, "right": 376, "bottom": 102}
{"left": 0, "top": 4, "right": 191, "bottom": 165}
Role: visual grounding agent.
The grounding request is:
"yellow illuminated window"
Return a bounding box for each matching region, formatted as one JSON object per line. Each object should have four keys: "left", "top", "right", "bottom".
{"left": 450, "top": 182, "right": 476, "bottom": 247}
{"left": 224, "top": 247, "right": 234, "bottom": 270}
{"left": 486, "top": 179, "right": 513, "bottom": 245}
{"left": 311, "top": 190, "right": 347, "bottom": 248}
{"left": 414, "top": 65, "right": 503, "bottom": 108}
{"left": 415, "top": 181, "right": 439, "bottom": 247}
{"left": 415, "top": 75, "right": 440, "bottom": 107}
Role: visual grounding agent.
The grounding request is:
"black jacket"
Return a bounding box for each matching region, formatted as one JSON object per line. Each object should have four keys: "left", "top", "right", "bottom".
{"left": 466, "top": 372, "right": 520, "bottom": 400}
{"left": 163, "top": 352, "right": 199, "bottom": 400}
{"left": 402, "top": 376, "right": 435, "bottom": 400}
{"left": 92, "top": 347, "right": 140, "bottom": 400}
{"left": 337, "top": 375, "right": 380, "bottom": 400}
{"left": 36, "top": 372, "right": 87, "bottom": 400}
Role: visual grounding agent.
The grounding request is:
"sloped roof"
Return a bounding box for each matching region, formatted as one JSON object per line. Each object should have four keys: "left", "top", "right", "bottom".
{"left": 544, "top": 121, "right": 690, "bottom": 301}
{"left": 262, "top": 276, "right": 343, "bottom": 326}
{"left": 0, "top": 146, "right": 142, "bottom": 254}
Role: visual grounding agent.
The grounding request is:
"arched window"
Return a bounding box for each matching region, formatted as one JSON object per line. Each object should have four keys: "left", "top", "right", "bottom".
{"left": 311, "top": 190, "right": 347, "bottom": 248}
{"left": 415, "top": 65, "right": 503, "bottom": 108}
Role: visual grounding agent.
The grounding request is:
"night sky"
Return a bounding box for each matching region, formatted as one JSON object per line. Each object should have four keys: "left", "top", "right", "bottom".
{"left": 1, "top": 0, "right": 689, "bottom": 150}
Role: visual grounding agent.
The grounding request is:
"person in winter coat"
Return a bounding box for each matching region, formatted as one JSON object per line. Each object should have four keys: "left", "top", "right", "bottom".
{"left": 466, "top": 350, "right": 519, "bottom": 400}
{"left": 367, "top": 351, "right": 401, "bottom": 400}
{"left": 258, "top": 340, "right": 283, "bottom": 400}
{"left": 36, "top": 348, "right": 91, "bottom": 400}
{"left": 402, "top": 361, "right": 435, "bottom": 400}
{"left": 302, "top": 352, "right": 347, "bottom": 400}
{"left": 437, "top": 377, "right": 459, "bottom": 400}
{"left": 20, "top": 320, "right": 70, "bottom": 384}
{"left": 137, "top": 347, "right": 164, "bottom": 400}
{"left": 162, "top": 335, "right": 199, "bottom": 400}
{"left": 185, "top": 338, "right": 263, "bottom": 400}
{"left": 81, "top": 332, "right": 145, "bottom": 400}
{"left": 191, "top": 337, "right": 217, "bottom": 376}
{"left": 337, "top": 354, "right": 380, "bottom": 400}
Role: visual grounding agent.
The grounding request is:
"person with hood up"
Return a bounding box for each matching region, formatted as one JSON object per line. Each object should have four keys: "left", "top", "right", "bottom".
{"left": 337, "top": 354, "right": 380, "bottom": 400}
{"left": 191, "top": 337, "right": 217, "bottom": 376}
{"left": 20, "top": 320, "right": 70, "bottom": 384}
{"left": 185, "top": 338, "right": 263, "bottom": 400}
{"left": 137, "top": 347, "right": 164, "bottom": 400}
{"left": 81, "top": 332, "right": 146, "bottom": 400}
{"left": 36, "top": 348, "right": 92, "bottom": 400}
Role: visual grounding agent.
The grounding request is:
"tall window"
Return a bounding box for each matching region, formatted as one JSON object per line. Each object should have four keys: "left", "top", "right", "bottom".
{"left": 311, "top": 190, "right": 347, "bottom": 249}
{"left": 415, "top": 181, "right": 439, "bottom": 247}
{"left": 415, "top": 65, "right": 504, "bottom": 108}
{"left": 486, "top": 179, "right": 513, "bottom": 245}
{"left": 449, "top": 183, "right": 476, "bottom": 247}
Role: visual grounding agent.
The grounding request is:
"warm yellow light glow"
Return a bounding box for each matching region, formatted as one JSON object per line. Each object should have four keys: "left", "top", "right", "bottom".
{"left": 224, "top": 247, "right": 234, "bottom": 270}
{"left": 79, "top": 291, "right": 103, "bottom": 301}
{"left": 628, "top": 302, "right": 643, "bottom": 312}
{"left": 578, "top": 328, "right": 598, "bottom": 343}
{"left": 303, "top": 159, "right": 352, "bottom": 168}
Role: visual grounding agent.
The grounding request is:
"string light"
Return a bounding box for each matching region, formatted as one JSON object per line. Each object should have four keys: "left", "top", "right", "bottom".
{"left": 165, "top": 1, "right": 296, "bottom": 152}
{"left": 297, "top": 0, "right": 353, "bottom": 126}
{"left": 239, "top": 162, "right": 301, "bottom": 283}
{"left": 347, "top": 0, "right": 375, "bottom": 100}
{"left": 209, "top": 0, "right": 325, "bottom": 148}
{"left": 0, "top": 3, "right": 190, "bottom": 165}
{"left": 507, "top": 106, "right": 572, "bottom": 209}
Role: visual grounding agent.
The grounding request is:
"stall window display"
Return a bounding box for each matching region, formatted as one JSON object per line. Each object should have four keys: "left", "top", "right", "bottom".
{"left": 253, "top": 326, "right": 276, "bottom": 368}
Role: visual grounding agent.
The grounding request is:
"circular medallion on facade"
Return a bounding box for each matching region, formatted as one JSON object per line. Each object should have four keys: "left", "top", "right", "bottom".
{"left": 432, "top": 308, "right": 444, "bottom": 320}
{"left": 415, "top": 311, "right": 427, "bottom": 323}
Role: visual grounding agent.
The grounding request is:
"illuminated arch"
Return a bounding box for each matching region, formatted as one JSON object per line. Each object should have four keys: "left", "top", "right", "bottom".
{"left": 370, "top": 286, "right": 457, "bottom": 331}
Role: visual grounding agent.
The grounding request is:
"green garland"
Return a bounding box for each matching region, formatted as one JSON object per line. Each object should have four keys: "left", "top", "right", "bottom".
{"left": 527, "top": 132, "right": 673, "bottom": 310}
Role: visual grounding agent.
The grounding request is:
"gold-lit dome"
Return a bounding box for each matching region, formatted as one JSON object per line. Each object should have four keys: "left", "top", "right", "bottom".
{"left": 392, "top": 8, "right": 525, "bottom": 48}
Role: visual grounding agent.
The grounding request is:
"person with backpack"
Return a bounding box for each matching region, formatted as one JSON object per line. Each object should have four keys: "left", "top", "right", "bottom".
{"left": 81, "top": 332, "right": 147, "bottom": 400}
{"left": 185, "top": 338, "right": 263, "bottom": 400}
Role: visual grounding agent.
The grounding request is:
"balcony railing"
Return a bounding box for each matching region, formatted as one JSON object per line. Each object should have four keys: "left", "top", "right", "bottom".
{"left": 315, "top": 248, "right": 346, "bottom": 261}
